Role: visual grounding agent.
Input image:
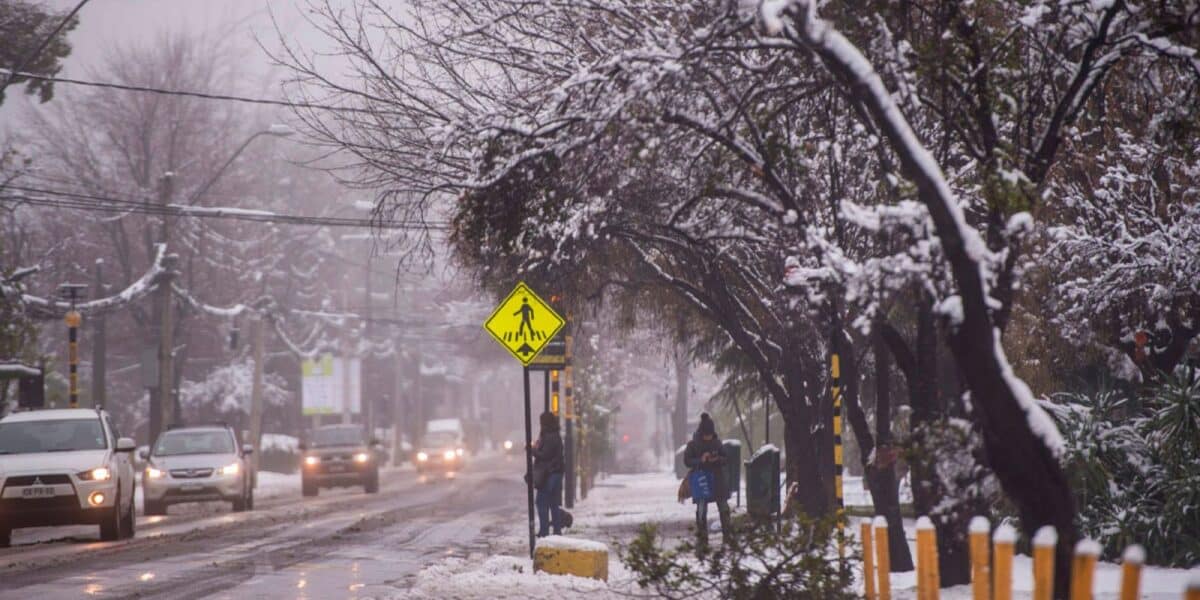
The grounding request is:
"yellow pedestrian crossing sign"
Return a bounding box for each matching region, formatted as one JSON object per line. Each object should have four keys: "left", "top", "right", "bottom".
{"left": 484, "top": 282, "right": 565, "bottom": 365}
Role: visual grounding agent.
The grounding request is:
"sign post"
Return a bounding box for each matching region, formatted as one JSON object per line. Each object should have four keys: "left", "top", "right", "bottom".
{"left": 483, "top": 282, "right": 566, "bottom": 560}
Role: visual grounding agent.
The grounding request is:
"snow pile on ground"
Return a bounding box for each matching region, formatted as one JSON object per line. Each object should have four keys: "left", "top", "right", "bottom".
{"left": 395, "top": 470, "right": 1200, "bottom": 599}
{"left": 260, "top": 433, "right": 299, "bottom": 453}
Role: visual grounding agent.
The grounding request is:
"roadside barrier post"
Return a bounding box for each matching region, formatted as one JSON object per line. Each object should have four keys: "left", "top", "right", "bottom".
{"left": 969, "top": 516, "right": 990, "bottom": 600}
{"left": 1070, "top": 539, "right": 1100, "bottom": 600}
{"left": 1118, "top": 545, "right": 1144, "bottom": 600}
{"left": 861, "top": 521, "right": 876, "bottom": 600}
{"left": 1185, "top": 577, "right": 1200, "bottom": 600}
{"left": 1032, "top": 526, "right": 1058, "bottom": 600}
{"left": 992, "top": 524, "right": 1016, "bottom": 600}
{"left": 874, "top": 516, "right": 891, "bottom": 600}
{"left": 916, "top": 516, "right": 939, "bottom": 600}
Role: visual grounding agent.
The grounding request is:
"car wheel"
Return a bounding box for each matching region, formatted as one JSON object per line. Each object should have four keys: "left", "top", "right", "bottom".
{"left": 246, "top": 485, "right": 254, "bottom": 510}
{"left": 144, "top": 499, "right": 166, "bottom": 516}
{"left": 100, "top": 491, "right": 121, "bottom": 541}
{"left": 302, "top": 477, "right": 318, "bottom": 497}
{"left": 364, "top": 470, "right": 379, "bottom": 494}
{"left": 120, "top": 493, "right": 136, "bottom": 539}
{"left": 0, "top": 523, "right": 10, "bottom": 548}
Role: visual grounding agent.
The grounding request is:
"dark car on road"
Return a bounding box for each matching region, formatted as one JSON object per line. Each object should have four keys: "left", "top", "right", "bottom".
{"left": 300, "top": 425, "right": 379, "bottom": 497}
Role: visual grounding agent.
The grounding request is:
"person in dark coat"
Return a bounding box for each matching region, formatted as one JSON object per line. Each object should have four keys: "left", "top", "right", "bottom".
{"left": 531, "top": 411, "right": 565, "bottom": 537}
{"left": 684, "top": 413, "right": 732, "bottom": 546}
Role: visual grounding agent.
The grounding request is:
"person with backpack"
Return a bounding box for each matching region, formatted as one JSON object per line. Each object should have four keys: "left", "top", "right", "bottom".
{"left": 683, "top": 413, "right": 732, "bottom": 547}
{"left": 531, "top": 411, "right": 565, "bottom": 537}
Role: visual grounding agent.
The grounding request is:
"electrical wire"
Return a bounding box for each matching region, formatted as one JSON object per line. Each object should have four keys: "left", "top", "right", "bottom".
{"left": 0, "top": 68, "right": 389, "bottom": 115}
{"left": 0, "top": 0, "right": 92, "bottom": 98}
{"left": 1, "top": 184, "right": 449, "bottom": 230}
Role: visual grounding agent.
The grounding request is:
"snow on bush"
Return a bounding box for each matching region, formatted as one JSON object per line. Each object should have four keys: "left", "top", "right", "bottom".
{"left": 178, "top": 358, "right": 291, "bottom": 418}
{"left": 1043, "top": 367, "right": 1200, "bottom": 566}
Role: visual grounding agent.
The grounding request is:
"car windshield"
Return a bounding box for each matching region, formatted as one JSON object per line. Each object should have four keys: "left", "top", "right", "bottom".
{"left": 153, "top": 430, "right": 234, "bottom": 456}
{"left": 309, "top": 427, "right": 362, "bottom": 447}
{"left": 0, "top": 418, "right": 107, "bottom": 454}
{"left": 424, "top": 431, "right": 458, "bottom": 448}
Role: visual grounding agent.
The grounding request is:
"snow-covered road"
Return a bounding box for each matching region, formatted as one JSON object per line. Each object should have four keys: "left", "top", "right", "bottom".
{"left": 0, "top": 454, "right": 526, "bottom": 599}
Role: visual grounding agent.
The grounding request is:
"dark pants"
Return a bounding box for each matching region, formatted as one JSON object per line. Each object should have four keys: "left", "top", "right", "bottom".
{"left": 696, "top": 496, "right": 732, "bottom": 545}
{"left": 536, "top": 471, "right": 563, "bottom": 537}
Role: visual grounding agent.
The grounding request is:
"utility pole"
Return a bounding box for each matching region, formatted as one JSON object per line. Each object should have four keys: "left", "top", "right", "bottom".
{"left": 248, "top": 311, "right": 266, "bottom": 486}
{"left": 150, "top": 173, "right": 177, "bottom": 444}
{"left": 91, "top": 261, "right": 107, "bottom": 409}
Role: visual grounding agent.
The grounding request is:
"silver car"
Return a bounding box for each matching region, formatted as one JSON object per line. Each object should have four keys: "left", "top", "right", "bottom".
{"left": 141, "top": 425, "right": 254, "bottom": 515}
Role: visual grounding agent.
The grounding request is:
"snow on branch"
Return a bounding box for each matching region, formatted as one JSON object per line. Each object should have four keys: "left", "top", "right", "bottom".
{"left": 758, "top": 0, "right": 1064, "bottom": 456}
{"left": 16, "top": 244, "right": 171, "bottom": 320}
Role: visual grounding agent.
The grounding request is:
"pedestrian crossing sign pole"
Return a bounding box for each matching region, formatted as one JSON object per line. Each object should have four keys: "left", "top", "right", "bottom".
{"left": 483, "top": 282, "right": 566, "bottom": 366}
{"left": 483, "top": 281, "right": 566, "bottom": 559}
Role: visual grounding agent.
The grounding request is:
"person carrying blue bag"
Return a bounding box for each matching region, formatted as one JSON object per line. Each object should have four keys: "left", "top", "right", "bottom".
{"left": 683, "top": 413, "right": 732, "bottom": 548}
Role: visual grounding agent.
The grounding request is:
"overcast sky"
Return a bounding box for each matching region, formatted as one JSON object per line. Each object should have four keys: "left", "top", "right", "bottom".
{"left": 1, "top": 0, "right": 337, "bottom": 129}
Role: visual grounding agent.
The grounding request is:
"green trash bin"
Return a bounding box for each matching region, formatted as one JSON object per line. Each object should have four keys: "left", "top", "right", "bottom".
{"left": 722, "top": 440, "right": 742, "bottom": 506}
{"left": 745, "top": 444, "right": 780, "bottom": 520}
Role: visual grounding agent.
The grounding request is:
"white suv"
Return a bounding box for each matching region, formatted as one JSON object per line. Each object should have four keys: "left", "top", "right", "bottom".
{"left": 141, "top": 424, "right": 254, "bottom": 515}
{"left": 0, "top": 408, "right": 137, "bottom": 547}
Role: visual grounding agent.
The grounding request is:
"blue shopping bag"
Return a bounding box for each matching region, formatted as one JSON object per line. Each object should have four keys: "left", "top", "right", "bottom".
{"left": 688, "top": 469, "right": 715, "bottom": 504}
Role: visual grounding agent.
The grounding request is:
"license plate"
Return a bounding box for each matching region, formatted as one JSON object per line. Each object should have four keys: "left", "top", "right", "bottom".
{"left": 327, "top": 464, "right": 346, "bottom": 472}
{"left": 182, "top": 483, "right": 203, "bottom": 492}
{"left": 21, "top": 486, "right": 56, "bottom": 498}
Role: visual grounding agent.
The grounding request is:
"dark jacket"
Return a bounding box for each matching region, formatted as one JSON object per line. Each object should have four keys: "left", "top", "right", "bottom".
{"left": 532, "top": 421, "right": 564, "bottom": 488}
{"left": 684, "top": 431, "right": 729, "bottom": 501}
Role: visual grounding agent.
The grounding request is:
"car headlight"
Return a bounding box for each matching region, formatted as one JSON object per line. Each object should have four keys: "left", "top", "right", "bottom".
{"left": 455, "top": 447, "right": 464, "bottom": 457}
{"left": 443, "top": 450, "right": 456, "bottom": 461}
{"left": 304, "top": 456, "right": 320, "bottom": 466}
{"left": 78, "top": 467, "right": 111, "bottom": 481}
{"left": 416, "top": 452, "right": 428, "bottom": 462}
{"left": 145, "top": 467, "right": 164, "bottom": 479}
{"left": 503, "top": 440, "right": 513, "bottom": 450}
{"left": 221, "top": 463, "right": 240, "bottom": 476}
{"left": 354, "top": 452, "right": 370, "bottom": 464}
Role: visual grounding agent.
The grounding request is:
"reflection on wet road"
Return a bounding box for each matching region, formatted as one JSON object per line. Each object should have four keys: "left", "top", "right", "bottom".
{"left": 0, "top": 455, "right": 522, "bottom": 599}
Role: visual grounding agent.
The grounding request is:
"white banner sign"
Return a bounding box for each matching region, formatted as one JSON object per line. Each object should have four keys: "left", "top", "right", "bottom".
{"left": 301, "top": 354, "right": 361, "bottom": 416}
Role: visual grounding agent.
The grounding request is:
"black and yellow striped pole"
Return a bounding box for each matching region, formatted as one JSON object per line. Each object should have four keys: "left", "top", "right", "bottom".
{"left": 65, "top": 310, "right": 82, "bottom": 408}
{"left": 551, "top": 369, "right": 560, "bottom": 414}
{"left": 832, "top": 349, "right": 845, "bottom": 560}
{"left": 58, "top": 283, "right": 88, "bottom": 409}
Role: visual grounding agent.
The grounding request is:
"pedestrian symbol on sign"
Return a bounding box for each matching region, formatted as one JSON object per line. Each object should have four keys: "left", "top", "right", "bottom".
{"left": 484, "top": 283, "right": 565, "bottom": 365}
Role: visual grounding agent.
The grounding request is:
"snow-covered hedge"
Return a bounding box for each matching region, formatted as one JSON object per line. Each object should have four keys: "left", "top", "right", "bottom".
{"left": 1044, "top": 367, "right": 1200, "bottom": 566}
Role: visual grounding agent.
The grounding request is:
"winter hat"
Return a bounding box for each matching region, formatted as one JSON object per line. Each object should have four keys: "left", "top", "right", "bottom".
{"left": 698, "top": 412, "right": 716, "bottom": 436}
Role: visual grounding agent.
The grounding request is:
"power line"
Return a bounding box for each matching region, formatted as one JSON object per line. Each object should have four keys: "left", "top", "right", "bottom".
{"left": 0, "top": 0, "right": 92, "bottom": 98}
{"left": 0, "top": 68, "right": 386, "bottom": 115}
{"left": 1, "top": 184, "right": 449, "bottom": 230}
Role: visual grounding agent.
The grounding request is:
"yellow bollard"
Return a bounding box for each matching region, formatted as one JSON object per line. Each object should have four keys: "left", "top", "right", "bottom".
{"left": 862, "top": 521, "right": 876, "bottom": 600}
{"left": 992, "top": 524, "right": 1016, "bottom": 600}
{"left": 916, "top": 516, "right": 940, "bottom": 600}
{"left": 1070, "top": 538, "right": 1100, "bottom": 600}
{"left": 1032, "top": 526, "right": 1058, "bottom": 600}
{"left": 969, "top": 516, "right": 990, "bottom": 600}
{"left": 1118, "top": 545, "right": 1144, "bottom": 600}
{"left": 874, "top": 516, "right": 891, "bottom": 600}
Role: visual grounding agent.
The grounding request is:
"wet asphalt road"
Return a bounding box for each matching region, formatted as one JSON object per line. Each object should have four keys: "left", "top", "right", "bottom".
{"left": 0, "top": 453, "right": 525, "bottom": 599}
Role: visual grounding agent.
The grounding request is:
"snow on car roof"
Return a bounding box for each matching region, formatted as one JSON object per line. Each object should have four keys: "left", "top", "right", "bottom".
{"left": 0, "top": 408, "right": 104, "bottom": 422}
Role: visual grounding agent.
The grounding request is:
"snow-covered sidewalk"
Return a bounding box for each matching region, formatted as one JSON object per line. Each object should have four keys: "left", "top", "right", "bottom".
{"left": 397, "top": 470, "right": 1200, "bottom": 599}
